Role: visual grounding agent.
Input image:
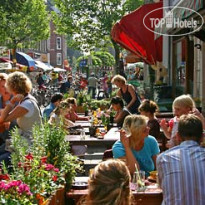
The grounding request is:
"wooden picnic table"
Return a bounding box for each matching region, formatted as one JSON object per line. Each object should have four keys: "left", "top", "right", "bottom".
{"left": 65, "top": 127, "right": 120, "bottom": 147}
{"left": 67, "top": 177, "right": 163, "bottom": 205}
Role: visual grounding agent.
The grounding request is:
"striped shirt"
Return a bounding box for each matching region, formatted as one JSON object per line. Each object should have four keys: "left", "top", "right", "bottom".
{"left": 157, "top": 140, "right": 205, "bottom": 205}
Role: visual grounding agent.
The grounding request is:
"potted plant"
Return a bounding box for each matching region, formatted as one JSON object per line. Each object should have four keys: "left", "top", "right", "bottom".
{"left": 1, "top": 122, "right": 82, "bottom": 204}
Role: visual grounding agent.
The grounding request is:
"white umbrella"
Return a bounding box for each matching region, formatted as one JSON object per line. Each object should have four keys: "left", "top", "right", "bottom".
{"left": 53, "top": 67, "right": 66, "bottom": 72}
{"left": 0, "top": 62, "right": 12, "bottom": 70}
{"left": 127, "top": 62, "right": 144, "bottom": 70}
{"left": 35, "top": 61, "right": 53, "bottom": 72}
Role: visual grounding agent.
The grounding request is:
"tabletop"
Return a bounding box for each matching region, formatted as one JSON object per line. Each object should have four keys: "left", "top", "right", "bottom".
{"left": 65, "top": 127, "right": 120, "bottom": 147}
{"left": 67, "top": 177, "right": 163, "bottom": 205}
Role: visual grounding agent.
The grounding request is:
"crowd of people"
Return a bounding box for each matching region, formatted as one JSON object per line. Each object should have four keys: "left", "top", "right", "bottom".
{"left": 1, "top": 71, "right": 205, "bottom": 204}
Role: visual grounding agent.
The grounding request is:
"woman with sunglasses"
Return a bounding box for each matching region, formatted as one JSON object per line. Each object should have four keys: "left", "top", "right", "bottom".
{"left": 112, "top": 115, "right": 160, "bottom": 176}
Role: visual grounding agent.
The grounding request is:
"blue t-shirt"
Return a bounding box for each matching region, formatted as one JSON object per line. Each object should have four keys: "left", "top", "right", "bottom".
{"left": 43, "top": 103, "right": 55, "bottom": 119}
{"left": 112, "top": 135, "right": 160, "bottom": 175}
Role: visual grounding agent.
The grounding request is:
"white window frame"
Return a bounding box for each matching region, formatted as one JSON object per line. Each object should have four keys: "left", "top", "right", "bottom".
{"left": 56, "top": 53, "right": 62, "bottom": 65}
{"left": 56, "top": 37, "right": 61, "bottom": 50}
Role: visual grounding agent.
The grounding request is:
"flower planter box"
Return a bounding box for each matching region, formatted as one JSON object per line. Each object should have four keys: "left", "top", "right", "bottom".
{"left": 76, "top": 106, "right": 85, "bottom": 113}
{"left": 46, "top": 186, "right": 65, "bottom": 205}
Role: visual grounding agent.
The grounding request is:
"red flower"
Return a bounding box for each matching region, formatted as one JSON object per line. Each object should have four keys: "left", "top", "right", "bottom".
{"left": 0, "top": 174, "right": 10, "bottom": 181}
{"left": 52, "top": 175, "right": 58, "bottom": 182}
{"left": 23, "top": 162, "right": 32, "bottom": 171}
{"left": 25, "top": 153, "right": 33, "bottom": 161}
{"left": 40, "top": 156, "right": 47, "bottom": 164}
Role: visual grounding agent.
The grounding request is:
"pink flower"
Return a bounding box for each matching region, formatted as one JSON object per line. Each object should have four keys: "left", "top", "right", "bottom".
{"left": 0, "top": 181, "right": 6, "bottom": 190}
{"left": 53, "top": 168, "right": 59, "bottom": 172}
{"left": 7, "top": 180, "right": 22, "bottom": 189}
{"left": 18, "top": 183, "right": 32, "bottom": 196}
{"left": 44, "top": 164, "right": 54, "bottom": 171}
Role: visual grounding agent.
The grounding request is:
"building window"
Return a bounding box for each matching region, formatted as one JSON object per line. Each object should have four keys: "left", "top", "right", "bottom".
{"left": 56, "top": 53, "right": 62, "bottom": 65}
{"left": 56, "top": 37, "right": 61, "bottom": 50}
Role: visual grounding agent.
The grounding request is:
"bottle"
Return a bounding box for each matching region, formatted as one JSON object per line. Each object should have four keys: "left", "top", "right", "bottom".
{"left": 80, "top": 129, "right": 86, "bottom": 140}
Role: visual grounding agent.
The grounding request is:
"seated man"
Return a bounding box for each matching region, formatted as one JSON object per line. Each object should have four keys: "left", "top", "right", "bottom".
{"left": 157, "top": 114, "right": 205, "bottom": 205}
{"left": 43, "top": 93, "right": 63, "bottom": 119}
{"left": 110, "top": 96, "right": 131, "bottom": 128}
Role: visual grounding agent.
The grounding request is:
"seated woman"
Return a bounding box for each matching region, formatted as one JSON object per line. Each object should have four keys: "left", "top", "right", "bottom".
{"left": 110, "top": 96, "right": 131, "bottom": 128}
{"left": 112, "top": 115, "right": 160, "bottom": 176}
{"left": 0, "top": 71, "right": 42, "bottom": 145}
{"left": 138, "top": 100, "right": 160, "bottom": 139}
{"left": 65, "top": 97, "right": 89, "bottom": 122}
{"left": 79, "top": 159, "right": 132, "bottom": 205}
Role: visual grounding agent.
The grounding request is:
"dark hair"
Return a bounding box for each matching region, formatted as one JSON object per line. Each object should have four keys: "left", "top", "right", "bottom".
{"left": 111, "top": 96, "right": 124, "bottom": 108}
{"left": 138, "top": 99, "right": 159, "bottom": 114}
{"left": 51, "top": 93, "right": 63, "bottom": 103}
{"left": 178, "top": 114, "right": 203, "bottom": 140}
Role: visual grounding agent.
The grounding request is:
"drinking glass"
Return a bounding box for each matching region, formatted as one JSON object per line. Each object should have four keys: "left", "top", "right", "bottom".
{"left": 137, "top": 170, "right": 146, "bottom": 192}
{"left": 131, "top": 171, "right": 138, "bottom": 191}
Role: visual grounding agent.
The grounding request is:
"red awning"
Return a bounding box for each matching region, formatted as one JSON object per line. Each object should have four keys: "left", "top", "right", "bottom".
{"left": 111, "top": 2, "right": 163, "bottom": 65}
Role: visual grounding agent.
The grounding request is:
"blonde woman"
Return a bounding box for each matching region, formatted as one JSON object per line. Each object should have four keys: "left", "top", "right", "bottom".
{"left": 0, "top": 71, "right": 42, "bottom": 144}
{"left": 112, "top": 115, "right": 160, "bottom": 176}
{"left": 111, "top": 74, "right": 141, "bottom": 114}
{"left": 79, "top": 159, "right": 132, "bottom": 205}
{"left": 160, "top": 94, "right": 205, "bottom": 148}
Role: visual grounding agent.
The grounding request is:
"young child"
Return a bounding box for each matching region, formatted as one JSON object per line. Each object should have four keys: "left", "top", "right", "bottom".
{"left": 65, "top": 97, "right": 89, "bottom": 122}
{"left": 160, "top": 94, "right": 205, "bottom": 148}
{"left": 48, "top": 100, "right": 75, "bottom": 128}
{"left": 49, "top": 100, "right": 87, "bottom": 156}
{"left": 138, "top": 99, "right": 160, "bottom": 139}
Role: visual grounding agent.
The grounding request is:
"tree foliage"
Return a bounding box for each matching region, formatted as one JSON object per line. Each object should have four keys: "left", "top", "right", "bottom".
{"left": 76, "top": 50, "right": 115, "bottom": 68}
{"left": 52, "top": 0, "right": 143, "bottom": 69}
{"left": 0, "top": 0, "right": 50, "bottom": 50}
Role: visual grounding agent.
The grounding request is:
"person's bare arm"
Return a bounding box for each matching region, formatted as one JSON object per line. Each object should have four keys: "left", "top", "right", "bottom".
{"left": 127, "top": 85, "right": 137, "bottom": 110}
{"left": 3, "top": 106, "right": 28, "bottom": 122}
{"left": 114, "top": 110, "right": 125, "bottom": 124}
{"left": 152, "top": 154, "right": 158, "bottom": 170}
{"left": 116, "top": 89, "right": 122, "bottom": 97}
{"left": 120, "top": 130, "right": 139, "bottom": 174}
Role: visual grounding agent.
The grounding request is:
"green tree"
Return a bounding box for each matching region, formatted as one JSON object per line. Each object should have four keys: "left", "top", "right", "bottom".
{"left": 52, "top": 0, "right": 143, "bottom": 73}
{"left": 93, "top": 51, "right": 115, "bottom": 67}
{"left": 0, "top": 0, "right": 50, "bottom": 64}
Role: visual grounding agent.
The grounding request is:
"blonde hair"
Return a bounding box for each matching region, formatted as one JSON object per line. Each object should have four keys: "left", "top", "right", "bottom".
{"left": 53, "top": 100, "right": 70, "bottom": 116}
{"left": 123, "top": 115, "right": 148, "bottom": 148}
{"left": 84, "top": 159, "right": 131, "bottom": 205}
{"left": 6, "top": 71, "right": 32, "bottom": 94}
{"left": 173, "top": 94, "right": 195, "bottom": 110}
{"left": 111, "top": 75, "right": 126, "bottom": 84}
{"left": 66, "top": 97, "right": 77, "bottom": 106}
